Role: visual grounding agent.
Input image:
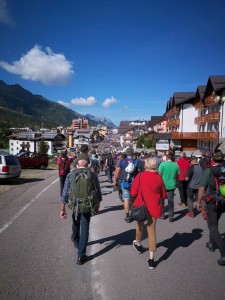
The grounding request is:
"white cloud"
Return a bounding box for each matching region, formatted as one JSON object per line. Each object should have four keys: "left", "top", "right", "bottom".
{"left": 0, "top": 0, "right": 14, "bottom": 26}
{"left": 58, "top": 100, "right": 71, "bottom": 108}
{"left": 71, "top": 96, "right": 97, "bottom": 106}
{"left": 102, "top": 96, "right": 117, "bottom": 108}
{"left": 0, "top": 45, "right": 74, "bottom": 85}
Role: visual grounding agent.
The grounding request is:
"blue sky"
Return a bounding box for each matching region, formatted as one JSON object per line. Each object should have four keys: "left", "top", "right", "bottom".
{"left": 0, "top": 0, "right": 225, "bottom": 126}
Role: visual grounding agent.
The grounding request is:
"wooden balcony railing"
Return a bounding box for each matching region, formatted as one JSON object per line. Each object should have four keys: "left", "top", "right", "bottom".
{"left": 204, "top": 95, "right": 220, "bottom": 106}
{"left": 172, "top": 119, "right": 180, "bottom": 126}
{"left": 204, "top": 112, "right": 220, "bottom": 123}
{"left": 194, "top": 116, "right": 206, "bottom": 125}
{"left": 172, "top": 106, "right": 180, "bottom": 114}
{"left": 194, "top": 101, "right": 204, "bottom": 110}
{"left": 165, "top": 110, "right": 173, "bottom": 118}
{"left": 171, "top": 131, "right": 219, "bottom": 140}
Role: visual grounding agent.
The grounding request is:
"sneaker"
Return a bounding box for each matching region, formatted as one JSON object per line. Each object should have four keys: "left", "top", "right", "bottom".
{"left": 133, "top": 240, "right": 144, "bottom": 254}
{"left": 179, "top": 202, "right": 187, "bottom": 207}
{"left": 206, "top": 242, "right": 216, "bottom": 252}
{"left": 169, "top": 218, "right": 174, "bottom": 222}
{"left": 201, "top": 210, "right": 207, "bottom": 220}
{"left": 77, "top": 255, "right": 88, "bottom": 265}
{"left": 124, "top": 216, "right": 132, "bottom": 223}
{"left": 147, "top": 258, "right": 155, "bottom": 269}
{"left": 218, "top": 256, "right": 225, "bottom": 266}
{"left": 186, "top": 212, "right": 195, "bottom": 218}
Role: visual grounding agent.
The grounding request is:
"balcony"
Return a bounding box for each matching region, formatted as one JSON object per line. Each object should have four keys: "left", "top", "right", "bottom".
{"left": 204, "top": 95, "right": 220, "bottom": 106}
{"left": 165, "top": 110, "right": 173, "bottom": 118}
{"left": 204, "top": 112, "right": 220, "bottom": 123}
{"left": 171, "top": 131, "right": 219, "bottom": 140}
{"left": 172, "top": 119, "right": 180, "bottom": 126}
{"left": 172, "top": 106, "right": 180, "bottom": 114}
{"left": 194, "top": 116, "right": 206, "bottom": 125}
{"left": 194, "top": 101, "right": 205, "bottom": 110}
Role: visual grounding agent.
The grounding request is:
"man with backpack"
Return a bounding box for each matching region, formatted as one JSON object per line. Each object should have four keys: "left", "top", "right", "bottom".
{"left": 197, "top": 150, "right": 225, "bottom": 266}
{"left": 60, "top": 157, "right": 102, "bottom": 265}
{"left": 113, "top": 148, "right": 138, "bottom": 223}
{"left": 185, "top": 156, "right": 203, "bottom": 218}
{"left": 199, "top": 150, "right": 212, "bottom": 171}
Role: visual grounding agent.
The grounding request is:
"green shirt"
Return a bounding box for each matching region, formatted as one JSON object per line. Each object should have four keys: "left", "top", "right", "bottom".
{"left": 158, "top": 161, "right": 180, "bottom": 190}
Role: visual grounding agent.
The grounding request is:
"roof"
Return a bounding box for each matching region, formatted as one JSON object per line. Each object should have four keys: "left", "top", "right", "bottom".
{"left": 173, "top": 92, "right": 195, "bottom": 105}
{"left": 8, "top": 131, "right": 65, "bottom": 140}
{"left": 204, "top": 75, "right": 225, "bottom": 98}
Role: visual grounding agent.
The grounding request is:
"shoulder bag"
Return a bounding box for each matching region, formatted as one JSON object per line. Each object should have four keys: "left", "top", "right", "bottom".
{"left": 130, "top": 174, "right": 149, "bottom": 221}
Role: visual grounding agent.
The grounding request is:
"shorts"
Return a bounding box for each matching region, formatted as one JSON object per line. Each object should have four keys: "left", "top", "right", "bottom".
{"left": 121, "top": 186, "right": 131, "bottom": 200}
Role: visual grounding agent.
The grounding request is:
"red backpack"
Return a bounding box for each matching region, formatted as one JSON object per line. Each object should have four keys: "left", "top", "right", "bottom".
{"left": 59, "top": 157, "right": 70, "bottom": 176}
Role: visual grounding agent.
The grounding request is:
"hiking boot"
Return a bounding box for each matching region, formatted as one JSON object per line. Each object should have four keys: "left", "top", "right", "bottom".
{"left": 218, "top": 256, "right": 225, "bottom": 266}
{"left": 124, "top": 216, "right": 132, "bottom": 223}
{"left": 186, "top": 212, "right": 195, "bottom": 218}
{"left": 77, "top": 255, "right": 88, "bottom": 265}
{"left": 179, "top": 202, "right": 187, "bottom": 207}
{"left": 206, "top": 242, "right": 216, "bottom": 252}
{"left": 133, "top": 240, "right": 144, "bottom": 253}
{"left": 147, "top": 258, "right": 155, "bottom": 269}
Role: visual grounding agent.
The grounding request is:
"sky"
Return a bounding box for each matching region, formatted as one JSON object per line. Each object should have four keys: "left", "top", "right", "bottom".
{"left": 0, "top": 0, "right": 225, "bottom": 126}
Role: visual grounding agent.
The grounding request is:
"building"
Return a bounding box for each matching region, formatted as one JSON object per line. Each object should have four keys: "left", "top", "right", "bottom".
{"left": 68, "top": 118, "right": 90, "bottom": 147}
{"left": 165, "top": 75, "right": 225, "bottom": 152}
{"left": 9, "top": 132, "right": 67, "bottom": 155}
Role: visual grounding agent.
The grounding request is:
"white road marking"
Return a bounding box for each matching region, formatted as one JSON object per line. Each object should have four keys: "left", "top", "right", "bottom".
{"left": 0, "top": 178, "right": 59, "bottom": 235}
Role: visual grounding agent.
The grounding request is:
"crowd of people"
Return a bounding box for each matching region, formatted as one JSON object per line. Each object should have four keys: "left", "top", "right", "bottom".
{"left": 58, "top": 144, "right": 225, "bottom": 269}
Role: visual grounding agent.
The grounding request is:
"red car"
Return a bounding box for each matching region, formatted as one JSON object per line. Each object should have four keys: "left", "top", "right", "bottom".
{"left": 17, "top": 152, "right": 48, "bottom": 169}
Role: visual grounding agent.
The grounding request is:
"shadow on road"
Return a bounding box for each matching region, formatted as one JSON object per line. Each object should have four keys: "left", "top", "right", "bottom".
{"left": 156, "top": 228, "right": 203, "bottom": 267}
{"left": 0, "top": 178, "right": 45, "bottom": 185}
{"left": 88, "top": 229, "right": 136, "bottom": 260}
{"left": 98, "top": 204, "right": 124, "bottom": 214}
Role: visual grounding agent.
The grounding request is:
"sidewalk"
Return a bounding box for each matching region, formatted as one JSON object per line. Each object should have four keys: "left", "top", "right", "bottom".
{"left": 88, "top": 172, "right": 225, "bottom": 300}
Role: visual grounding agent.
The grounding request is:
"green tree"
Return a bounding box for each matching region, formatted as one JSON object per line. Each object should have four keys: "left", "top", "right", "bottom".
{"left": 39, "top": 139, "right": 48, "bottom": 155}
{"left": 136, "top": 136, "right": 144, "bottom": 148}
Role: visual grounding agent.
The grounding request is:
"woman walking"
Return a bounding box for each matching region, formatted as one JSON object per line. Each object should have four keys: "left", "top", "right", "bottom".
{"left": 130, "top": 157, "right": 167, "bottom": 269}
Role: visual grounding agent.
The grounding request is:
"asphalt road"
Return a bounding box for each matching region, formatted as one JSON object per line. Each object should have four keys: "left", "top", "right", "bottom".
{"left": 0, "top": 170, "right": 225, "bottom": 300}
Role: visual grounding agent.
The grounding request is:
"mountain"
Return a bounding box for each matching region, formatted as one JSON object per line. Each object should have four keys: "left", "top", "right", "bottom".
{"left": 85, "top": 114, "right": 117, "bottom": 128}
{"left": 0, "top": 80, "right": 103, "bottom": 128}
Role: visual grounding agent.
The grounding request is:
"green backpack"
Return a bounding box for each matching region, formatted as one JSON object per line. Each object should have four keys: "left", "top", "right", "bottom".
{"left": 68, "top": 168, "right": 99, "bottom": 219}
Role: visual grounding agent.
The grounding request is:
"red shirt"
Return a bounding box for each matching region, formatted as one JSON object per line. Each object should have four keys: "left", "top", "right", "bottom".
{"left": 176, "top": 157, "right": 190, "bottom": 181}
{"left": 130, "top": 171, "right": 167, "bottom": 218}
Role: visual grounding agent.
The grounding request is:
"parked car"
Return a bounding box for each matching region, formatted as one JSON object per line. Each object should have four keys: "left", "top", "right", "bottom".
{"left": 17, "top": 152, "right": 48, "bottom": 169}
{"left": 0, "top": 152, "right": 21, "bottom": 179}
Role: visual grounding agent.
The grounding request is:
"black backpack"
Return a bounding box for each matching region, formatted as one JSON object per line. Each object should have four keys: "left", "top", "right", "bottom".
{"left": 68, "top": 169, "right": 99, "bottom": 219}
{"left": 199, "top": 156, "right": 211, "bottom": 171}
{"left": 205, "top": 165, "right": 225, "bottom": 204}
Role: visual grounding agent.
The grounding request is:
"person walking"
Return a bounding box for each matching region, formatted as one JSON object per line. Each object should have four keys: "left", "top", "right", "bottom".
{"left": 105, "top": 153, "right": 115, "bottom": 183}
{"left": 185, "top": 156, "right": 203, "bottom": 218}
{"left": 130, "top": 157, "right": 167, "bottom": 269}
{"left": 176, "top": 152, "right": 190, "bottom": 207}
{"left": 57, "top": 149, "right": 74, "bottom": 196}
{"left": 60, "top": 159, "right": 102, "bottom": 265}
{"left": 158, "top": 153, "right": 180, "bottom": 222}
{"left": 113, "top": 148, "right": 138, "bottom": 223}
{"left": 197, "top": 150, "right": 225, "bottom": 266}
